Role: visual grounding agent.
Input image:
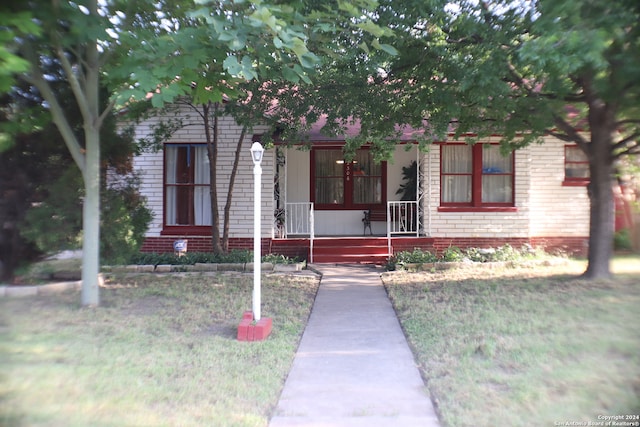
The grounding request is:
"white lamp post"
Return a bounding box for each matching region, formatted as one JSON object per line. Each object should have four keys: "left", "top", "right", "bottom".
{"left": 250, "top": 141, "right": 264, "bottom": 321}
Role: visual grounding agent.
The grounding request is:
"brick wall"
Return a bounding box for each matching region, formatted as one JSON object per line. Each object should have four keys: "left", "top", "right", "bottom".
{"left": 141, "top": 236, "right": 271, "bottom": 254}
{"left": 421, "top": 138, "right": 589, "bottom": 241}
{"left": 133, "top": 104, "right": 273, "bottom": 239}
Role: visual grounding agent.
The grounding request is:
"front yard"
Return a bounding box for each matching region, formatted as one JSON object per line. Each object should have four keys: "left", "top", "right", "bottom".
{"left": 0, "top": 272, "right": 319, "bottom": 427}
{"left": 2, "top": 255, "right": 638, "bottom": 427}
{"left": 382, "top": 256, "right": 640, "bottom": 427}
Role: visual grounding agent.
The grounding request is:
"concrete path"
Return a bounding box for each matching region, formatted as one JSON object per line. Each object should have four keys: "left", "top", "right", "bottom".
{"left": 269, "top": 264, "right": 441, "bottom": 427}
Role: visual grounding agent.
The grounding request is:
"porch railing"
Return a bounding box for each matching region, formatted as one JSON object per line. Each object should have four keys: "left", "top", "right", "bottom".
{"left": 387, "top": 201, "right": 419, "bottom": 254}
{"left": 284, "top": 202, "right": 315, "bottom": 262}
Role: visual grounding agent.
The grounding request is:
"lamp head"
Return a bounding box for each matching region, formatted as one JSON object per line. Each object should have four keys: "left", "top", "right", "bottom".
{"left": 250, "top": 142, "right": 264, "bottom": 165}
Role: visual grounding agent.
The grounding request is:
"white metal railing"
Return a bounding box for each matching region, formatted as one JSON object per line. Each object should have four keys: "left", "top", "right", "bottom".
{"left": 285, "top": 202, "right": 315, "bottom": 262}
{"left": 387, "top": 201, "right": 419, "bottom": 254}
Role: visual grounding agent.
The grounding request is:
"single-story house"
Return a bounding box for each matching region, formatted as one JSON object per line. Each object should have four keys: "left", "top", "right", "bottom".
{"left": 131, "top": 103, "right": 591, "bottom": 263}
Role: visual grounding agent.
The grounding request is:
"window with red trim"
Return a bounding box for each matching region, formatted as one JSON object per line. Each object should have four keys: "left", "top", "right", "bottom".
{"left": 311, "top": 148, "right": 386, "bottom": 210}
{"left": 440, "top": 143, "right": 514, "bottom": 209}
{"left": 564, "top": 145, "right": 589, "bottom": 186}
{"left": 163, "top": 144, "right": 212, "bottom": 234}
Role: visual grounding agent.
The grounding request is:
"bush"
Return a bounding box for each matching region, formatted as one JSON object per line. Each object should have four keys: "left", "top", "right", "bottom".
{"left": 441, "top": 246, "right": 465, "bottom": 262}
{"left": 100, "top": 179, "right": 153, "bottom": 265}
{"left": 614, "top": 229, "right": 632, "bottom": 251}
{"left": 20, "top": 170, "right": 153, "bottom": 265}
{"left": 388, "top": 248, "right": 438, "bottom": 269}
{"left": 20, "top": 169, "right": 83, "bottom": 252}
{"left": 126, "top": 250, "right": 263, "bottom": 266}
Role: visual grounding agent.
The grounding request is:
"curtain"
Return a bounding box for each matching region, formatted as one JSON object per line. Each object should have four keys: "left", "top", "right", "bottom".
{"left": 315, "top": 150, "right": 344, "bottom": 204}
{"left": 353, "top": 150, "right": 381, "bottom": 204}
{"left": 165, "top": 147, "right": 177, "bottom": 225}
{"left": 194, "top": 146, "right": 212, "bottom": 225}
{"left": 442, "top": 145, "right": 472, "bottom": 203}
{"left": 482, "top": 146, "right": 512, "bottom": 203}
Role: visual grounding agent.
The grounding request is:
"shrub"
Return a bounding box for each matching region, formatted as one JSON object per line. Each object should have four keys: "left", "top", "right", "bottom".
{"left": 262, "top": 253, "right": 300, "bottom": 264}
{"left": 126, "top": 250, "right": 259, "bottom": 266}
{"left": 614, "top": 229, "right": 632, "bottom": 251}
{"left": 441, "top": 246, "right": 465, "bottom": 262}
{"left": 100, "top": 179, "right": 153, "bottom": 265}
{"left": 389, "top": 248, "right": 438, "bottom": 268}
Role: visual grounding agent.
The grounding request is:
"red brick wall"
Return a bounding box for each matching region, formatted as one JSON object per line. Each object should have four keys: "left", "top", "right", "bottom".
{"left": 141, "top": 237, "right": 270, "bottom": 253}
{"left": 140, "top": 235, "right": 588, "bottom": 258}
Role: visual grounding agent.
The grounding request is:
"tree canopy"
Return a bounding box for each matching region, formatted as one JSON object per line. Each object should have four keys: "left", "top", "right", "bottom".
{"left": 266, "top": 0, "right": 639, "bottom": 278}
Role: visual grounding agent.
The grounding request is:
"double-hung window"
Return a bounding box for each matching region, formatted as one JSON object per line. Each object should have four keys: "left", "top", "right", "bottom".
{"left": 164, "top": 144, "right": 211, "bottom": 232}
{"left": 312, "top": 148, "right": 386, "bottom": 209}
{"left": 440, "top": 143, "right": 515, "bottom": 210}
{"left": 563, "top": 145, "right": 589, "bottom": 186}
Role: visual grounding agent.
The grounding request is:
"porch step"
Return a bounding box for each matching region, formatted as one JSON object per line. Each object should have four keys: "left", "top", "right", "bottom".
{"left": 311, "top": 238, "right": 391, "bottom": 265}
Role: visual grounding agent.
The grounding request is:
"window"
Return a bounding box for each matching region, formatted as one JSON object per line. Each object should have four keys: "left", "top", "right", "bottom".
{"left": 440, "top": 143, "right": 514, "bottom": 210}
{"left": 564, "top": 145, "right": 589, "bottom": 186}
{"left": 312, "top": 148, "right": 385, "bottom": 209}
{"left": 164, "top": 144, "right": 211, "bottom": 232}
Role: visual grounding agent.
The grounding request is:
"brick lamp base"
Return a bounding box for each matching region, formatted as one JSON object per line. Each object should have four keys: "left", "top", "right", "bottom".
{"left": 237, "top": 311, "right": 273, "bottom": 341}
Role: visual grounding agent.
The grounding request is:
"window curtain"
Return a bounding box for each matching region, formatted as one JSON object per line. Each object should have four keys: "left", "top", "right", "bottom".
{"left": 315, "top": 150, "right": 344, "bottom": 204}
{"left": 194, "top": 146, "right": 212, "bottom": 225}
{"left": 353, "top": 150, "right": 381, "bottom": 204}
{"left": 165, "top": 147, "right": 177, "bottom": 225}
{"left": 482, "top": 146, "right": 513, "bottom": 203}
{"left": 442, "top": 145, "right": 472, "bottom": 203}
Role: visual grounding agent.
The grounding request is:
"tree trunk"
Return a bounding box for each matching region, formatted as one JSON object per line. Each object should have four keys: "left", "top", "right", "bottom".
{"left": 81, "top": 5, "right": 101, "bottom": 306}
{"left": 81, "top": 126, "right": 101, "bottom": 306}
{"left": 222, "top": 127, "right": 247, "bottom": 252}
{"left": 204, "top": 102, "right": 223, "bottom": 253}
{"left": 583, "top": 119, "right": 615, "bottom": 279}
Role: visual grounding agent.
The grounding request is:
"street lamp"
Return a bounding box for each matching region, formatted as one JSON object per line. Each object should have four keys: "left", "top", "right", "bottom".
{"left": 250, "top": 141, "right": 264, "bottom": 321}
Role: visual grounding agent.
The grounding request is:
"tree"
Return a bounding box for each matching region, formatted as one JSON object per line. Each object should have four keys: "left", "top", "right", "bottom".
{"left": 393, "top": 0, "right": 640, "bottom": 278}
{"left": 116, "top": 0, "right": 395, "bottom": 254}
{"left": 3, "top": 0, "right": 388, "bottom": 304}
{"left": 277, "top": 0, "right": 639, "bottom": 279}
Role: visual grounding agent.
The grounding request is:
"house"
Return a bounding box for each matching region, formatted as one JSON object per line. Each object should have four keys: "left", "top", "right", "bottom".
{"left": 131, "top": 103, "right": 590, "bottom": 263}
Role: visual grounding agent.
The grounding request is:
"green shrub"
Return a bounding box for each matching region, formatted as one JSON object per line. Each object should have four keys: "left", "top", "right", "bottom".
{"left": 614, "top": 229, "right": 632, "bottom": 251}
{"left": 20, "top": 169, "right": 84, "bottom": 252}
{"left": 262, "top": 253, "right": 300, "bottom": 264}
{"left": 100, "top": 180, "right": 153, "bottom": 265}
{"left": 391, "top": 248, "right": 438, "bottom": 266}
{"left": 126, "top": 250, "right": 255, "bottom": 266}
{"left": 20, "top": 170, "right": 152, "bottom": 265}
{"left": 441, "top": 246, "right": 465, "bottom": 262}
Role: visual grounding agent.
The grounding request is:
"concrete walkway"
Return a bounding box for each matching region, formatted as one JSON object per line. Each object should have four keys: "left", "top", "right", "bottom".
{"left": 269, "top": 264, "right": 441, "bottom": 427}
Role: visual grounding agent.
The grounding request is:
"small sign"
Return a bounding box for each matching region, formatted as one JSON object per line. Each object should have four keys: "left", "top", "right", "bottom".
{"left": 173, "top": 239, "right": 188, "bottom": 254}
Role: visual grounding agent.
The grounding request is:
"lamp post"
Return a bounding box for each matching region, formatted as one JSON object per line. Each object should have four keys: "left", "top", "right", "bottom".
{"left": 250, "top": 141, "right": 264, "bottom": 321}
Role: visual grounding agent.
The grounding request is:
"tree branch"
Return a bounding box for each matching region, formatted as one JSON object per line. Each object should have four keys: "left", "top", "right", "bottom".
{"left": 21, "top": 44, "right": 86, "bottom": 172}
{"left": 96, "top": 97, "right": 117, "bottom": 129}
{"left": 54, "top": 43, "right": 92, "bottom": 124}
{"left": 615, "top": 119, "right": 640, "bottom": 127}
{"left": 552, "top": 113, "right": 589, "bottom": 150}
{"left": 612, "top": 131, "right": 640, "bottom": 158}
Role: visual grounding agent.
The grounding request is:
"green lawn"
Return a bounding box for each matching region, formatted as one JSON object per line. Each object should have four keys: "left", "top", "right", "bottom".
{"left": 382, "top": 256, "right": 640, "bottom": 427}
{"left": 0, "top": 272, "right": 319, "bottom": 427}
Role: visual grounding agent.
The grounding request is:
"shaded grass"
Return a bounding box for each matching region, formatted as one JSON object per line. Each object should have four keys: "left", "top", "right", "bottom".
{"left": 0, "top": 272, "right": 319, "bottom": 427}
{"left": 382, "top": 257, "right": 640, "bottom": 427}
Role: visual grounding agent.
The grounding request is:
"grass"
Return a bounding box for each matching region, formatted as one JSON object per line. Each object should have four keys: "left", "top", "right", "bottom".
{"left": 382, "top": 256, "right": 640, "bottom": 427}
{"left": 0, "top": 272, "right": 319, "bottom": 427}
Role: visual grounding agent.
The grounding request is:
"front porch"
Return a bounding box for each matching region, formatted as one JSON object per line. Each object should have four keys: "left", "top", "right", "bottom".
{"left": 275, "top": 201, "right": 422, "bottom": 263}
